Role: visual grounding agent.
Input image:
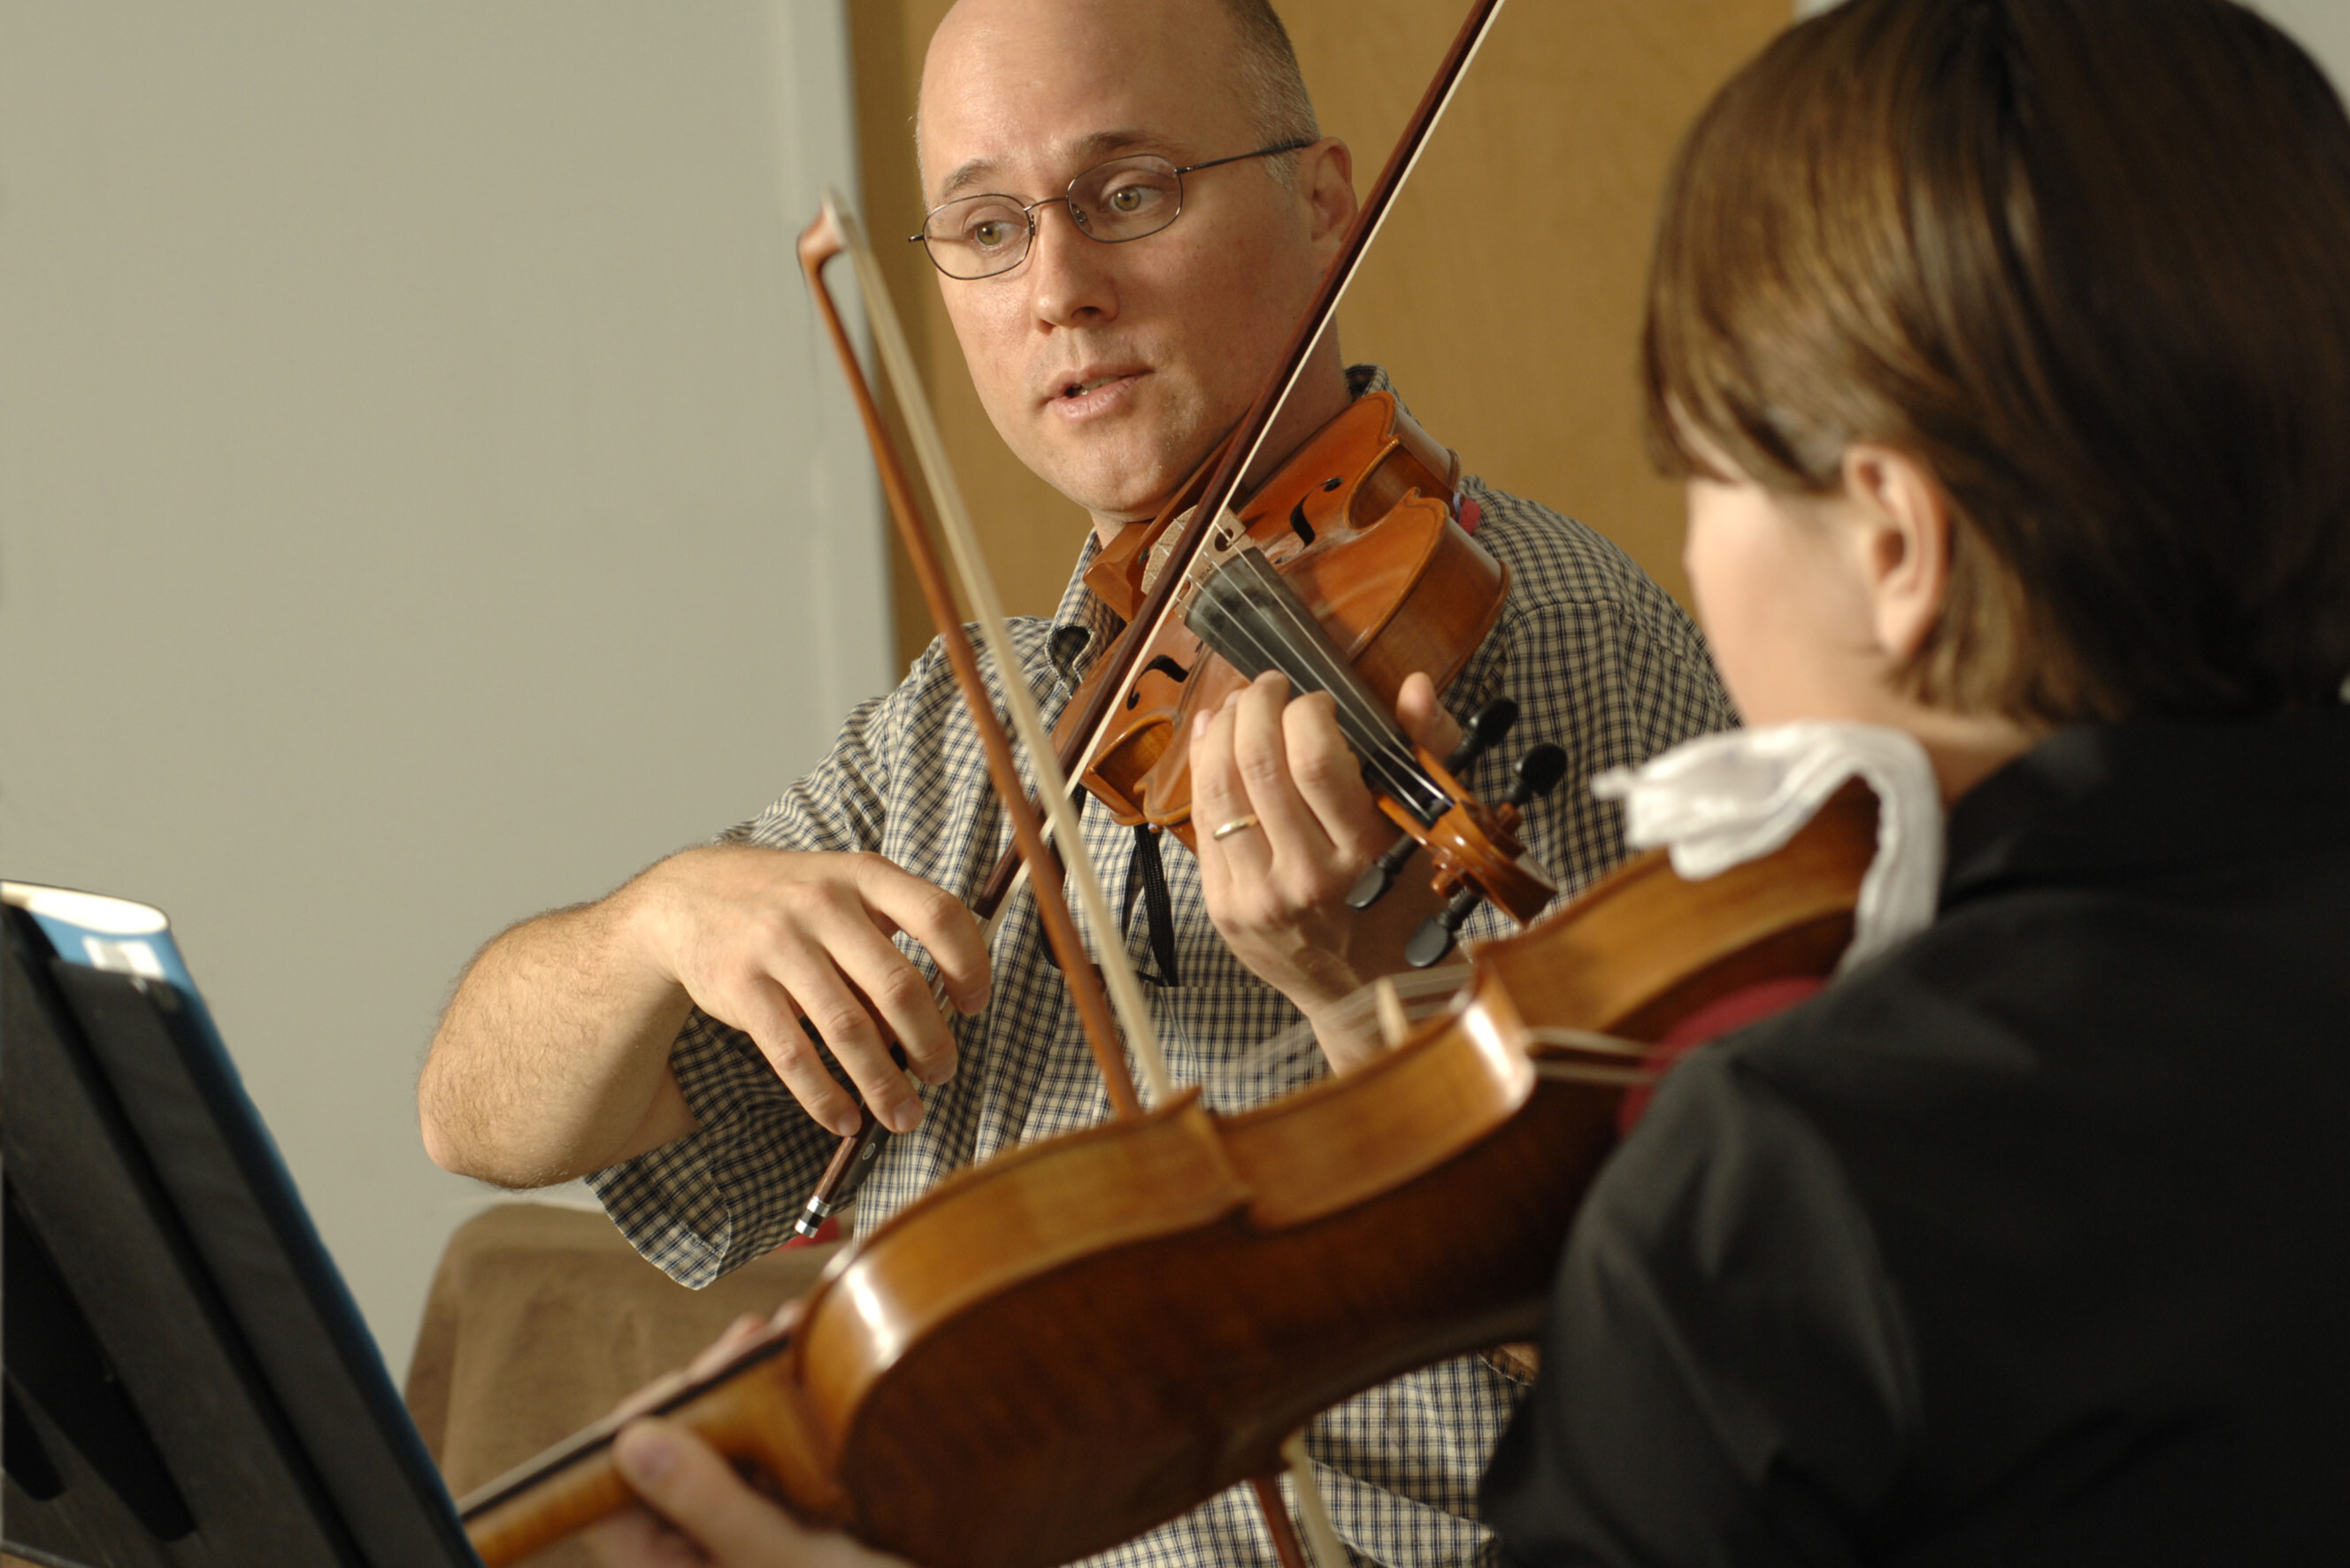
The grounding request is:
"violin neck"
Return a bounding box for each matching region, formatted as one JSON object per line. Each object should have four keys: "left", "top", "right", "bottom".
{"left": 1185, "top": 547, "right": 1449, "bottom": 827}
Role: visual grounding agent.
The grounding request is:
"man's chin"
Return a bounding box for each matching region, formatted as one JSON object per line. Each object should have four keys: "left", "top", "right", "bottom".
{"left": 1032, "top": 448, "right": 1190, "bottom": 527}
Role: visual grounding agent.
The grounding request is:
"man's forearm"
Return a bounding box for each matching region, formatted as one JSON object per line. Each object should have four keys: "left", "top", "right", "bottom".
{"left": 419, "top": 879, "right": 697, "bottom": 1189}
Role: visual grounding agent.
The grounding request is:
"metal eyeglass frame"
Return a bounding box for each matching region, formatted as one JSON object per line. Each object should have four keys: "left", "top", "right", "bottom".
{"left": 908, "top": 140, "right": 1316, "bottom": 281}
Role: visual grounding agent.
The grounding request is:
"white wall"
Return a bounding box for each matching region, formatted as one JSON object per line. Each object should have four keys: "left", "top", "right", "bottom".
{"left": 2245, "top": 0, "right": 2350, "bottom": 76}
{"left": 0, "top": 1, "right": 890, "bottom": 1379}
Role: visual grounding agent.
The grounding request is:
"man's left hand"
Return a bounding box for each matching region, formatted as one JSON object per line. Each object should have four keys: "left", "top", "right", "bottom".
{"left": 1189, "top": 670, "right": 1459, "bottom": 1069}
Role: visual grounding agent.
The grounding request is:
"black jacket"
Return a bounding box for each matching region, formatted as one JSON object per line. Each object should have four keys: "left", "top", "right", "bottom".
{"left": 1486, "top": 710, "right": 2350, "bottom": 1565}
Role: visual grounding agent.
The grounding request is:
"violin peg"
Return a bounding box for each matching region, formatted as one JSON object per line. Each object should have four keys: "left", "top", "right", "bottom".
{"left": 1507, "top": 742, "right": 1570, "bottom": 808}
{"left": 1447, "top": 696, "right": 1519, "bottom": 772}
{"left": 1347, "top": 831, "right": 1422, "bottom": 910}
{"left": 1406, "top": 886, "right": 1485, "bottom": 968}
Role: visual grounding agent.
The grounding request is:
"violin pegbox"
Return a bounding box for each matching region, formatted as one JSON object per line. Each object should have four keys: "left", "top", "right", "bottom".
{"left": 1348, "top": 696, "right": 1521, "bottom": 910}
{"left": 1402, "top": 739, "right": 1571, "bottom": 970}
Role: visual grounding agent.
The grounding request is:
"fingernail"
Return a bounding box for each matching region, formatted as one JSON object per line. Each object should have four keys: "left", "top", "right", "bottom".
{"left": 616, "top": 1423, "right": 679, "bottom": 1485}
{"left": 1193, "top": 710, "right": 1210, "bottom": 739}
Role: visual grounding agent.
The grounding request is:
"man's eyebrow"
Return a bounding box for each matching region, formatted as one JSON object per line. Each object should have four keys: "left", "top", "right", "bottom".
{"left": 1069, "top": 128, "right": 1170, "bottom": 164}
{"left": 935, "top": 158, "right": 1001, "bottom": 202}
{"left": 931, "top": 130, "right": 1179, "bottom": 204}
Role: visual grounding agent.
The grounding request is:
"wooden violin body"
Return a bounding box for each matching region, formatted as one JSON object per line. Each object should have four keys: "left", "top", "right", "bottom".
{"left": 458, "top": 785, "right": 1879, "bottom": 1568}
{"left": 1068, "top": 389, "right": 1505, "bottom": 851}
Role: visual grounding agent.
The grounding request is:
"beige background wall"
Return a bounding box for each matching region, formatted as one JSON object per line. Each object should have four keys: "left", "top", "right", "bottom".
{"left": 854, "top": 0, "right": 2350, "bottom": 671}
{"left": 849, "top": 0, "right": 1793, "bottom": 671}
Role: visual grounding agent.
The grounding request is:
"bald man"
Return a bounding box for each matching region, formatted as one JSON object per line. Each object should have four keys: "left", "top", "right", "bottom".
{"left": 420, "top": 2, "right": 1728, "bottom": 1562}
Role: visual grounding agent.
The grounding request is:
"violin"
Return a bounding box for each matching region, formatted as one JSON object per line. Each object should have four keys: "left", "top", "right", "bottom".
{"left": 452, "top": 5, "right": 1881, "bottom": 1561}
{"left": 794, "top": 0, "right": 1541, "bottom": 1240}
{"left": 965, "top": 0, "right": 1559, "bottom": 955}
{"left": 455, "top": 779, "right": 1879, "bottom": 1568}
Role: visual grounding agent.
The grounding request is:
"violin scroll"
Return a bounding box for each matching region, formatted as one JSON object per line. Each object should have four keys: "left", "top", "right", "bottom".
{"left": 1404, "top": 742, "right": 1570, "bottom": 967}
{"left": 1348, "top": 695, "right": 1522, "bottom": 910}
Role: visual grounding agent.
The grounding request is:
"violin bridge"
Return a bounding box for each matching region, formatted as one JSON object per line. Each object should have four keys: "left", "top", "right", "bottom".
{"left": 1138, "top": 505, "right": 1194, "bottom": 598}
{"left": 1197, "top": 505, "right": 1253, "bottom": 564}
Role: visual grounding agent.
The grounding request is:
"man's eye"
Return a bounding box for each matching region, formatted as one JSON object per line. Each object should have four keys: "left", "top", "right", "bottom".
{"left": 1106, "top": 183, "right": 1161, "bottom": 215}
{"left": 964, "top": 212, "right": 1021, "bottom": 249}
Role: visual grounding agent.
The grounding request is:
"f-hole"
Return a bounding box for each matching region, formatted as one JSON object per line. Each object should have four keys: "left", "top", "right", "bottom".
{"left": 1125, "top": 654, "right": 1192, "bottom": 709}
{"left": 1288, "top": 500, "right": 1316, "bottom": 548}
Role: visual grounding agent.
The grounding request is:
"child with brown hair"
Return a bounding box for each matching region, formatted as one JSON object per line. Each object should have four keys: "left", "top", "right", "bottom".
{"left": 1483, "top": 0, "right": 2350, "bottom": 1560}
{"left": 579, "top": 2, "right": 2350, "bottom": 1562}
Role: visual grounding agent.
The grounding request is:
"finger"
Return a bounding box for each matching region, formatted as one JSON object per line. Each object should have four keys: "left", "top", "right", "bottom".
{"left": 1282, "top": 689, "right": 1394, "bottom": 863}
{"left": 764, "top": 947, "right": 927, "bottom": 1134}
{"left": 612, "top": 1418, "right": 894, "bottom": 1568}
{"left": 584, "top": 1501, "right": 707, "bottom": 1568}
{"left": 1188, "top": 691, "right": 1259, "bottom": 903}
{"left": 1395, "top": 672, "right": 1463, "bottom": 756}
{"left": 851, "top": 857, "right": 993, "bottom": 1018}
{"left": 718, "top": 974, "right": 864, "bottom": 1136}
{"left": 1229, "top": 673, "right": 1340, "bottom": 867}
{"left": 814, "top": 907, "right": 964, "bottom": 1093}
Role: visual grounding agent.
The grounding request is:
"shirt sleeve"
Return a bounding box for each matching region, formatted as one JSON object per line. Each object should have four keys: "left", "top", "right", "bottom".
{"left": 1482, "top": 1046, "right": 1923, "bottom": 1566}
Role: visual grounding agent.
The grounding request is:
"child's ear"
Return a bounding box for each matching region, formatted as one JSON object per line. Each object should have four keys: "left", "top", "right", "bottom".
{"left": 1841, "top": 444, "right": 1951, "bottom": 661}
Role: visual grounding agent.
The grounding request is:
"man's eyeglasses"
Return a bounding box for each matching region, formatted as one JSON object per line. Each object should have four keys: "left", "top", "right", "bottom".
{"left": 909, "top": 141, "right": 1314, "bottom": 281}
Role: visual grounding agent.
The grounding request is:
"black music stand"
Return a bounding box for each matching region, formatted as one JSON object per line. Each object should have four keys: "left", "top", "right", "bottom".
{"left": 2, "top": 883, "right": 480, "bottom": 1568}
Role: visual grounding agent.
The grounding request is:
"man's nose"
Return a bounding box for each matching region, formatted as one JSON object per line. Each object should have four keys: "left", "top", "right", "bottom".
{"left": 1026, "top": 203, "right": 1118, "bottom": 327}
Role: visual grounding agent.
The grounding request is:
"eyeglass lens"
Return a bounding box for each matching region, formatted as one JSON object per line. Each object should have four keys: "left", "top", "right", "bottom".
{"left": 921, "top": 155, "right": 1184, "bottom": 280}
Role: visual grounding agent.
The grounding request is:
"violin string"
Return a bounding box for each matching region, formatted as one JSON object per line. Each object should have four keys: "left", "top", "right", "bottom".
{"left": 828, "top": 191, "right": 1173, "bottom": 1108}
{"left": 1217, "top": 607, "right": 1429, "bottom": 811}
{"left": 1202, "top": 558, "right": 1389, "bottom": 743}
{"left": 1205, "top": 587, "right": 1408, "bottom": 776}
{"left": 1202, "top": 962, "right": 1473, "bottom": 1084}
{"left": 1245, "top": 574, "right": 1414, "bottom": 760}
{"left": 1204, "top": 555, "right": 1436, "bottom": 796}
{"left": 1073, "top": 0, "right": 1510, "bottom": 801}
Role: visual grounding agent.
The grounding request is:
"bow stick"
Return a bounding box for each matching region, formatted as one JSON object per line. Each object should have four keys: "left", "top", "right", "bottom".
{"left": 798, "top": 197, "right": 1172, "bottom": 1113}
{"left": 803, "top": 189, "right": 1348, "bottom": 1568}
{"left": 965, "top": 0, "right": 1513, "bottom": 923}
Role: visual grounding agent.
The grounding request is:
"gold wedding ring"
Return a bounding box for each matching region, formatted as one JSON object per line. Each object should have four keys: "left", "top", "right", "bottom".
{"left": 1210, "top": 814, "right": 1260, "bottom": 842}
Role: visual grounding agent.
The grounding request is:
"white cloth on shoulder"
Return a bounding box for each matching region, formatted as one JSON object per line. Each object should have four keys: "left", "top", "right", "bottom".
{"left": 1591, "top": 722, "right": 1945, "bottom": 972}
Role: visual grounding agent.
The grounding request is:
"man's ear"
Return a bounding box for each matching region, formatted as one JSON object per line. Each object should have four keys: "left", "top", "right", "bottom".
{"left": 1841, "top": 443, "right": 1951, "bottom": 661}
{"left": 1301, "top": 138, "right": 1356, "bottom": 253}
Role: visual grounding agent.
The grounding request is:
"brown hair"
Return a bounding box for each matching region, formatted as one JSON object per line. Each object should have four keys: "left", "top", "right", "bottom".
{"left": 1645, "top": 0, "right": 2350, "bottom": 724}
{"left": 1224, "top": 0, "right": 1320, "bottom": 183}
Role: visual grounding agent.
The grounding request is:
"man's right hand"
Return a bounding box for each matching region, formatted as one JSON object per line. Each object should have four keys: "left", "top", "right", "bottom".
{"left": 419, "top": 845, "right": 989, "bottom": 1189}
{"left": 627, "top": 846, "right": 991, "bottom": 1137}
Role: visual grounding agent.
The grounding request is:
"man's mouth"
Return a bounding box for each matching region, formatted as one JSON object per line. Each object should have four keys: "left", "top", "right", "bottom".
{"left": 1044, "top": 368, "right": 1147, "bottom": 422}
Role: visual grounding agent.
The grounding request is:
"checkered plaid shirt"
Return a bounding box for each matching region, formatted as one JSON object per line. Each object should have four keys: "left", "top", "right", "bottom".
{"left": 588, "top": 368, "right": 1733, "bottom": 1566}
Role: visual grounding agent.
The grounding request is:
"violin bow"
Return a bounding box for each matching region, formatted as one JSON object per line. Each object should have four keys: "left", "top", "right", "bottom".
{"left": 971, "top": 0, "right": 1515, "bottom": 912}
{"left": 804, "top": 192, "right": 1354, "bottom": 1568}
{"left": 797, "top": 199, "right": 1172, "bottom": 1114}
